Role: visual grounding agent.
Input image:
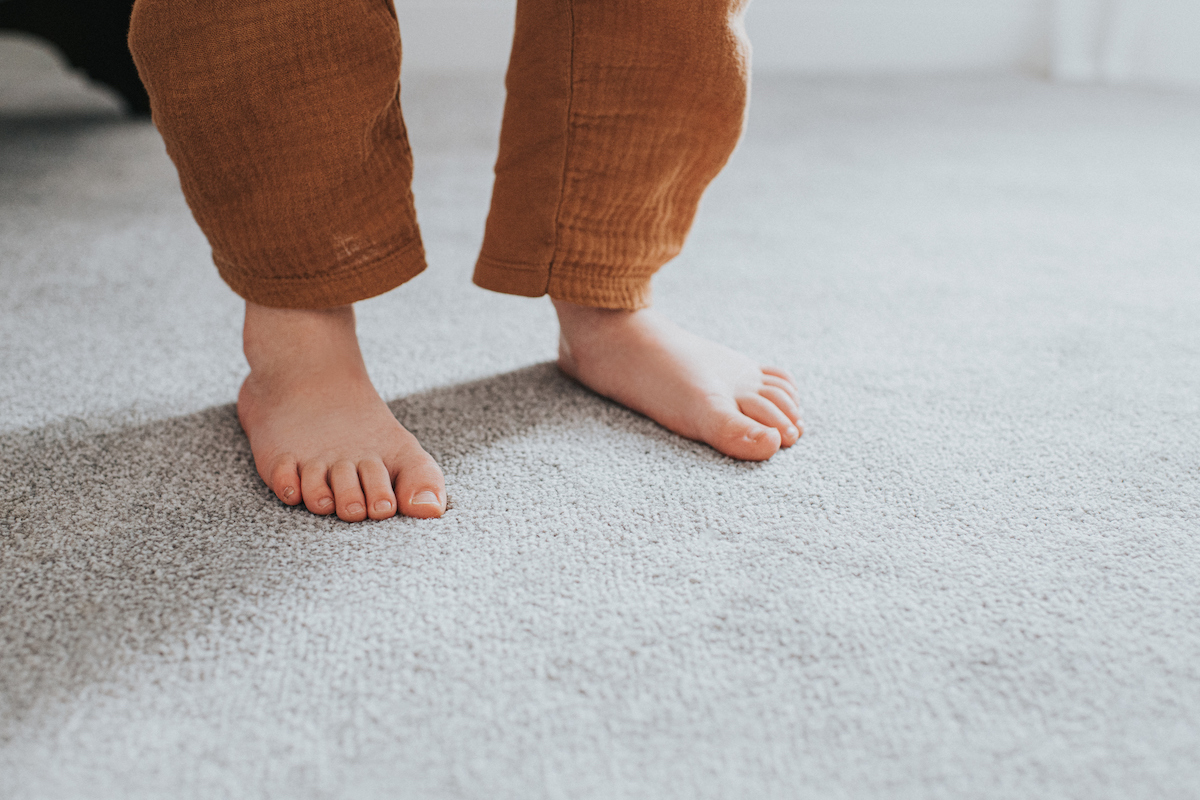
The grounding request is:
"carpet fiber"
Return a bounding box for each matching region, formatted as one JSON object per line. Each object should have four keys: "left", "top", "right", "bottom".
{"left": 3, "top": 36, "right": 1200, "bottom": 799}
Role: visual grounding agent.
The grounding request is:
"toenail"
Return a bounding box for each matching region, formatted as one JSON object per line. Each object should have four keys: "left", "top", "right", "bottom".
{"left": 373, "top": 500, "right": 392, "bottom": 514}
{"left": 318, "top": 497, "right": 333, "bottom": 510}
{"left": 347, "top": 502, "right": 364, "bottom": 514}
{"left": 787, "top": 425, "right": 798, "bottom": 438}
{"left": 411, "top": 491, "right": 439, "bottom": 506}
{"left": 282, "top": 486, "right": 294, "bottom": 499}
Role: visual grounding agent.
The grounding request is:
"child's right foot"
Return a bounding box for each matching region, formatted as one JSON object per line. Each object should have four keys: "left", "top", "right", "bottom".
{"left": 236, "top": 302, "right": 446, "bottom": 521}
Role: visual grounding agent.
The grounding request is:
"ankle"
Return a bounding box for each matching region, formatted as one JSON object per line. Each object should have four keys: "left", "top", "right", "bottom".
{"left": 552, "top": 297, "right": 640, "bottom": 341}
{"left": 242, "top": 301, "right": 363, "bottom": 379}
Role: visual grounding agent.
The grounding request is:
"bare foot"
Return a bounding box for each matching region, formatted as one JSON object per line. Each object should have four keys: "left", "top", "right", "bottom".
{"left": 553, "top": 299, "right": 802, "bottom": 461}
{"left": 236, "top": 302, "right": 446, "bottom": 520}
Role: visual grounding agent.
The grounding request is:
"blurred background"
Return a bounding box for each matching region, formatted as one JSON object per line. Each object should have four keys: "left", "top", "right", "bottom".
{"left": 3, "top": 0, "right": 1200, "bottom": 115}
{"left": 391, "top": 0, "right": 1200, "bottom": 86}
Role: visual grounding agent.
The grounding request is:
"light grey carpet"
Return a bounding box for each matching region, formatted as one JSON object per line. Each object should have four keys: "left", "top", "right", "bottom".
{"left": 3, "top": 36, "right": 1200, "bottom": 799}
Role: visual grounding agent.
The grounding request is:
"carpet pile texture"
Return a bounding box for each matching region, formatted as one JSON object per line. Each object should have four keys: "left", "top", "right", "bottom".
{"left": 2, "top": 35, "right": 1200, "bottom": 798}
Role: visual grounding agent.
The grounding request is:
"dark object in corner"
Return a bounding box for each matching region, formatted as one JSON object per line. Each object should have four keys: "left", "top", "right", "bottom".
{"left": 0, "top": 0, "right": 149, "bottom": 116}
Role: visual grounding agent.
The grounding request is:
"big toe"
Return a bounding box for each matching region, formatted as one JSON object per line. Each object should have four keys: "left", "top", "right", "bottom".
{"left": 702, "top": 403, "right": 783, "bottom": 461}
{"left": 393, "top": 448, "right": 447, "bottom": 519}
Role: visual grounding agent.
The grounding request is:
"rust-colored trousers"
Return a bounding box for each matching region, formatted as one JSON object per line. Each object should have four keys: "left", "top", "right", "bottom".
{"left": 127, "top": 0, "right": 750, "bottom": 310}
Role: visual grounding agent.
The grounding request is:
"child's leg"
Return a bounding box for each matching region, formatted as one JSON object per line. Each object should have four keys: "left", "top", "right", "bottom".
{"left": 475, "top": 0, "right": 801, "bottom": 460}
{"left": 129, "top": 0, "right": 445, "bottom": 519}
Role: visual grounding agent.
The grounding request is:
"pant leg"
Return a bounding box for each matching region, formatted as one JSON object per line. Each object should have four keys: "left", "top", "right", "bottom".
{"left": 474, "top": 0, "right": 751, "bottom": 310}
{"left": 128, "top": 0, "right": 425, "bottom": 309}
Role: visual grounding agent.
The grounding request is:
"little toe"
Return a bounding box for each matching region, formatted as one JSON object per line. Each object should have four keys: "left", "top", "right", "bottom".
{"left": 761, "top": 366, "right": 798, "bottom": 390}
{"left": 329, "top": 460, "right": 367, "bottom": 522}
{"left": 762, "top": 373, "right": 800, "bottom": 404}
{"left": 395, "top": 451, "right": 447, "bottom": 519}
{"left": 269, "top": 459, "right": 302, "bottom": 506}
{"left": 738, "top": 393, "right": 801, "bottom": 447}
{"left": 358, "top": 459, "right": 397, "bottom": 520}
{"left": 702, "top": 401, "right": 783, "bottom": 461}
{"left": 758, "top": 385, "right": 802, "bottom": 426}
{"left": 300, "top": 464, "right": 336, "bottom": 515}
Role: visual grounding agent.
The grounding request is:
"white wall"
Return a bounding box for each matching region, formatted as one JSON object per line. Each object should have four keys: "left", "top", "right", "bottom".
{"left": 394, "top": 0, "right": 1200, "bottom": 87}
{"left": 741, "top": 0, "right": 1051, "bottom": 75}
{"left": 393, "top": 0, "right": 1053, "bottom": 75}
{"left": 1051, "top": 0, "right": 1200, "bottom": 85}
{"left": 394, "top": 1, "right": 514, "bottom": 73}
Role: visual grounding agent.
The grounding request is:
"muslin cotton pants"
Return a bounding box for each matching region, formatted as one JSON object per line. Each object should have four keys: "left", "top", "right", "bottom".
{"left": 127, "top": 0, "right": 751, "bottom": 310}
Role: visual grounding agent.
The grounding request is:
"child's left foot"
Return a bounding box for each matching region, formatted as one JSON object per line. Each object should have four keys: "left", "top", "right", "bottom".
{"left": 553, "top": 299, "right": 802, "bottom": 461}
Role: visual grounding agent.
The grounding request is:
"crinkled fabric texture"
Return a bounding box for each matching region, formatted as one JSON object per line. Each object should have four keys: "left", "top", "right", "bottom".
{"left": 127, "top": 0, "right": 427, "bottom": 309}
{"left": 2, "top": 57, "right": 1200, "bottom": 799}
{"left": 474, "top": 0, "right": 751, "bottom": 309}
{"left": 127, "top": 0, "right": 748, "bottom": 310}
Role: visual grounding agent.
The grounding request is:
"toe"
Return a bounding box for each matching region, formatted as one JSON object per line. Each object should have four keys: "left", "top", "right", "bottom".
{"left": 394, "top": 448, "right": 447, "bottom": 520}
{"left": 329, "top": 460, "right": 367, "bottom": 522}
{"left": 758, "top": 385, "right": 802, "bottom": 428}
{"left": 762, "top": 373, "right": 800, "bottom": 404}
{"left": 738, "top": 393, "right": 801, "bottom": 448}
{"left": 761, "top": 366, "right": 798, "bottom": 390}
{"left": 300, "top": 464, "right": 336, "bottom": 515}
{"left": 701, "top": 398, "right": 782, "bottom": 461}
{"left": 269, "top": 459, "right": 302, "bottom": 506}
{"left": 358, "top": 459, "right": 397, "bottom": 520}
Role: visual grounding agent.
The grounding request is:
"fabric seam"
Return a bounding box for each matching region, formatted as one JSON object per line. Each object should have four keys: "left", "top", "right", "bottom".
{"left": 545, "top": 0, "right": 576, "bottom": 292}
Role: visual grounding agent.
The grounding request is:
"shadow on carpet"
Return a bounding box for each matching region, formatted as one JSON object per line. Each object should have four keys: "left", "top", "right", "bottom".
{"left": 0, "top": 362, "right": 747, "bottom": 726}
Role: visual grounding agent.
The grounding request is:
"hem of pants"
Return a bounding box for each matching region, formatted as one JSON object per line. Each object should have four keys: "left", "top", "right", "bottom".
{"left": 472, "top": 254, "right": 550, "bottom": 299}
{"left": 473, "top": 254, "right": 652, "bottom": 310}
{"left": 217, "top": 236, "right": 427, "bottom": 309}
